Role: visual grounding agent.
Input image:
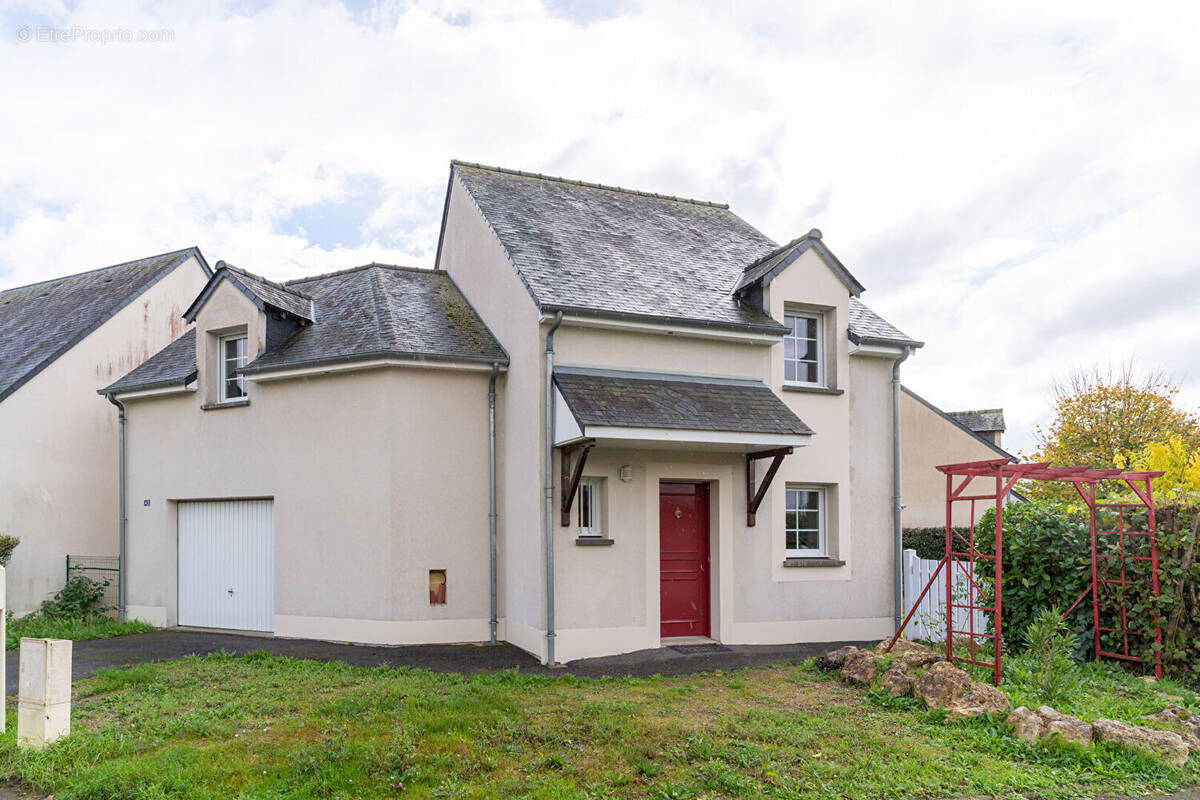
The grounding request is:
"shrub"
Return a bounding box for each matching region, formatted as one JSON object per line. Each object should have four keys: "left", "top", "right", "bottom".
{"left": 40, "top": 575, "right": 111, "bottom": 618}
{"left": 0, "top": 535, "right": 19, "bottom": 567}
{"left": 1012, "top": 607, "right": 1079, "bottom": 706}
{"left": 972, "top": 501, "right": 1094, "bottom": 659}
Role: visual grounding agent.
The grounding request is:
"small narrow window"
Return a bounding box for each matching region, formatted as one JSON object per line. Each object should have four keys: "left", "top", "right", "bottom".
{"left": 784, "top": 312, "right": 824, "bottom": 386}
{"left": 429, "top": 570, "right": 447, "bottom": 604}
{"left": 219, "top": 333, "right": 248, "bottom": 402}
{"left": 577, "top": 478, "right": 604, "bottom": 537}
{"left": 785, "top": 485, "right": 826, "bottom": 557}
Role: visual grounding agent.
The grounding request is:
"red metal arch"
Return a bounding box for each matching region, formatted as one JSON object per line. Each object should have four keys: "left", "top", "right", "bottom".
{"left": 886, "top": 458, "right": 1164, "bottom": 685}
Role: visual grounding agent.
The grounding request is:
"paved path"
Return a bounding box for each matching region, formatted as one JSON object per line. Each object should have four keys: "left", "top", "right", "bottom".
{"left": 3, "top": 629, "right": 871, "bottom": 693}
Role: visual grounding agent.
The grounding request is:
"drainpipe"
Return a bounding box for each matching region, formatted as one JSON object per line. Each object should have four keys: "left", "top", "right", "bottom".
{"left": 543, "top": 310, "right": 564, "bottom": 666}
{"left": 892, "top": 346, "right": 912, "bottom": 632}
{"left": 106, "top": 393, "right": 127, "bottom": 622}
{"left": 488, "top": 362, "right": 500, "bottom": 645}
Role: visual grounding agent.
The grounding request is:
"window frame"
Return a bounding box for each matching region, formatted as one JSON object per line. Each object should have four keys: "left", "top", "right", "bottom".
{"left": 577, "top": 477, "right": 604, "bottom": 538}
{"left": 783, "top": 311, "right": 825, "bottom": 388}
{"left": 784, "top": 484, "right": 827, "bottom": 558}
{"left": 218, "top": 332, "right": 249, "bottom": 403}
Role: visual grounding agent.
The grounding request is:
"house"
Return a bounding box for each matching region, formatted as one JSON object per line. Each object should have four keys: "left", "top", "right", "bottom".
{"left": 0, "top": 249, "right": 211, "bottom": 613}
{"left": 106, "top": 162, "right": 926, "bottom": 663}
{"left": 900, "top": 387, "right": 1017, "bottom": 527}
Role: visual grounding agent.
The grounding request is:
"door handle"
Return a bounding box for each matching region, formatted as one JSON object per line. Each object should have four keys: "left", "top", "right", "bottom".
{"left": 227, "top": 588, "right": 235, "bottom": 596}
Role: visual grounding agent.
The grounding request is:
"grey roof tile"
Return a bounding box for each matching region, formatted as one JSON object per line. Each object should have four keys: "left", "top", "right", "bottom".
{"left": 242, "top": 264, "right": 507, "bottom": 373}
{"left": 0, "top": 247, "right": 206, "bottom": 403}
{"left": 947, "top": 408, "right": 1006, "bottom": 433}
{"left": 101, "top": 329, "right": 197, "bottom": 395}
{"left": 451, "top": 162, "right": 785, "bottom": 332}
{"left": 112, "top": 264, "right": 508, "bottom": 393}
{"left": 848, "top": 297, "right": 922, "bottom": 347}
{"left": 735, "top": 229, "right": 865, "bottom": 296}
{"left": 185, "top": 262, "right": 314, "bottom": 322}
{"left": 554, "top": 366, "right": 813, "bottom": 436}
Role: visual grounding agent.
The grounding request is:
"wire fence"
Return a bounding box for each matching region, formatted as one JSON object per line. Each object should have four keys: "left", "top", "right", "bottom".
{"left": 65, "top": 555, "right": 120, "bottom": 613}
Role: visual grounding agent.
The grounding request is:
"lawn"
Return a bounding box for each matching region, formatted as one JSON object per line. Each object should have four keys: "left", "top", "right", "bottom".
{"left": 6, "top": 613, "right": 155, "bottom": 650}
{"left": 0, "top": 653, "right": 1196, "bottom": 800}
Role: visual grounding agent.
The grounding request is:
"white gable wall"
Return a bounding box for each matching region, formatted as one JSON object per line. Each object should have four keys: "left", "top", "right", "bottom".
{"left": 0, "top": 255, "right": 209, "bottom": 614}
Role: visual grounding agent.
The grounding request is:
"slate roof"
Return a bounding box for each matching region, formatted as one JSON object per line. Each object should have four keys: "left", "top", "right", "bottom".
{"left": 185, "top": 262, "right": 314, "bottom": 323}
{"left": 0, "top": 247, "right": 208, "bottom": 403}
{"left": 735, "top": 229, "right": 865, "bottom": 296}
{"left": 101, "top": 329, "right": 197, "bottom": 395}
{"left": 244, "top": 265, "right": 507, "bottom": 374}
{"left": 947, "top": 408, "right": 1006, "bottom": 433}
{"left": 449, "top": 161, "right": 786, "bottom": 333}
{"left": 848, "top": 297, "right": 923, "bottom": 347}
{"left": 109, "top": 264, "right": 507, "bottom": 394}
{"left": 554, "top": 366, "right": 813, "bottom": 436}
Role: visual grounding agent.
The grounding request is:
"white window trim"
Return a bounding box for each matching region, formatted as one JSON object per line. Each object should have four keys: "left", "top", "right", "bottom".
{"left": 577, "top": 477, "right": 604, "bottom": 538}
{"left": 783, "top": 311, "right": 825, "bottom": 388}
{"left": 785, "top": 484, "right": 827, "bottom": 558}
{"left": 218, "top": 333, "right": 249, "bottom": 403}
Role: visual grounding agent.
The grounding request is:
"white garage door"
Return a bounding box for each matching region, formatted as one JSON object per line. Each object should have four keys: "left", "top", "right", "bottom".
{"left": 178, "top": 500, "right": 274, "bottom": 632}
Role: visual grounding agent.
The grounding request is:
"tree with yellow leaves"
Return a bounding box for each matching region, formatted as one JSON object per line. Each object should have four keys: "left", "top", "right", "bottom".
{"left": 1022, "top": 365, "right": 1200, "bottom": 502}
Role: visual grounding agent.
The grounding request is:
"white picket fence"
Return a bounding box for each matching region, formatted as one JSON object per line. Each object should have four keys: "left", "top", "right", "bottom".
{"left": 902, "top": 548, "right": 988, "bottom": 642}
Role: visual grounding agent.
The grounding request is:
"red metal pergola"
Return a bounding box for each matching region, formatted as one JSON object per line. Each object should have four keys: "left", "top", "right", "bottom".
{"left": 886, "top": 458, "right": 1164, "bottom": 685}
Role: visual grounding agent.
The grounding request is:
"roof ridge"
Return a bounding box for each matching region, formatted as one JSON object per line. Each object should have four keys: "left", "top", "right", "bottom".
{"left": 284, "top": 262, "right": 435, "bottom": 286}
{"left": 218, "top": 261, "right": 313, "bottom": 301}
{"left": 0, "top": 247, "right": 198, "bottom": 296}
{"left": 740, "top": 230, "right": 822, "bottom": 274}
{"left": 451, "top": 159, "right": 731, "bottom": 210}
{"left": 368, "top": 265, "right": 401, "bottom": 351}
{"left": 949, "top": 408, "right": 1004, "bottom": 415}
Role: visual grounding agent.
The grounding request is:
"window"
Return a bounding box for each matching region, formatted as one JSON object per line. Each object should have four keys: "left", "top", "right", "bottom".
{"left": 219, "top": 333, "right": 248, "bottom": 402}
{"left": 577, "top": 478, "right": 604, "bottom": 537}
{"left": 784, "top": 312, "right": 823, "bottom": 386}
{"left": 785, "top": 485, "right": 826, "bottom": 557}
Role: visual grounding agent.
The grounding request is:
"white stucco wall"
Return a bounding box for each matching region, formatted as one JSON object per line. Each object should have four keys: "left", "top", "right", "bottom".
{"left": 121, "top": 278, "right": 497, "bottom": 643}
{"left": 0, "top": 256, "right": 208, "bottom": 614}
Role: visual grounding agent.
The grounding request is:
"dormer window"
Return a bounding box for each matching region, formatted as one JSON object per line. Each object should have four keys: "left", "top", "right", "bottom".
{"left": 784, "top": 312, "right": 824, "bottom": 386}
{"left": 219, "top": 333, "right": 248, "bottom": 401}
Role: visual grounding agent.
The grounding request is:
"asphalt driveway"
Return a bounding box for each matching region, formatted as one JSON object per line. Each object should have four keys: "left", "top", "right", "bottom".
{"left": 3, "top": 629, "right": 871, "bottom": 693}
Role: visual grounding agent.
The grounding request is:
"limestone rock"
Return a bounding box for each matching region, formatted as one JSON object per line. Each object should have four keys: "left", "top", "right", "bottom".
{"left": 879, "top": 662, "right": 913, "bottom": 697}
{"left": 1093, "top": 718, "right": 1189, "bottom": 766}
{"left": 1036, "top": 706, "right": 1093, "bottom": 746}
{"left": 840, "top": 650, "right": 879, "bottom": 686}
{"left": 815, "top": 645, "right": 859, "bottom": 672}
{"left": 912, "top": 660, "right": 1010, "bottom": 719}
{"left": 1006, "top": 706, "right": 1092, "bottom": 747}
{"left": 1007, "top": 706, "right": 1042, "bottom": 743}
{"left": 1145, "top": 705, "right": 1200, "bottom": 754}
{"left": 875, "top": 638, "right": 945, "bottom": 668}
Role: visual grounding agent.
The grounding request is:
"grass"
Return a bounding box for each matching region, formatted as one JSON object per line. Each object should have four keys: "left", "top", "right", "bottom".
{"left": 0, "top": 653, "right": 1195, "bottom": 799}
{"left": 6, "top": 613, "right": 155, "bottom": 650}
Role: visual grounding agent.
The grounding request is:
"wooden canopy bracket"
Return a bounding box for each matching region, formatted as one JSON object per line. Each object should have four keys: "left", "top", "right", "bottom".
{"left": 560, "top": 439, "right": 597, "bottom": 526}
{"left": 746, "top": 446, "right": 793, "bottom": 527}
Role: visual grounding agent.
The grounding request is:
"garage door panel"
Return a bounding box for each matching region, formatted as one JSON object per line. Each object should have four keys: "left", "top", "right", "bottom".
{"left": 178, "top": 500, "right": 273, "bottom": 632}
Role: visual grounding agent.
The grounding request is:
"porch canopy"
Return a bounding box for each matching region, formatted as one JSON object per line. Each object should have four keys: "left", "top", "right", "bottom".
{"left": 552, "top": 365, "right": 813, "bottom": 451}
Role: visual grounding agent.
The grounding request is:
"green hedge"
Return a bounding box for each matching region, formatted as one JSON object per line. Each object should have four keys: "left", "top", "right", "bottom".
{"left": 968, "top": 501, "right": 1200, "bottom": 684}
{"left": 902, "top": 527, "right": 946, "bottom": 560}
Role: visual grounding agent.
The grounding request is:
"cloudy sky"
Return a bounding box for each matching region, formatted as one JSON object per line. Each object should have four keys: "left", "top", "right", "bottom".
{"left": 2, "top": 0, "right": 1197, "bottom": 453}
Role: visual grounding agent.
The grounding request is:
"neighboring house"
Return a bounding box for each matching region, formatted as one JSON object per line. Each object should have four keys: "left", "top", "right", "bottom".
{"left": 901, "top": 386, "right": 1017, "bottom": 527}
{"left": 108, "top": 162, "right": 927, "bottom": 664}
{"left": 0, "top": 249, "right": 211, "bottom": 614}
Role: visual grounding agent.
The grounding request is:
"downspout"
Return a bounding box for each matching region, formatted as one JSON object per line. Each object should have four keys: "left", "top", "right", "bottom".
{"left": 106, "top": 393, "right": 127, "bottom": 622}
{"left": 543, "top": 310, "right": 564, "bottom": 666}
{"left": 892, "top": 346, "right": 912, "bottom": 632}
{"left": 488, "top": 362, "right": 500, "bottom": 645}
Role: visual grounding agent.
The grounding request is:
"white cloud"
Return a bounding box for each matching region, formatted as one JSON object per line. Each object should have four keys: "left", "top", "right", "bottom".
{"left": 1, "top": 0, "right": 1198, "bottom": 449}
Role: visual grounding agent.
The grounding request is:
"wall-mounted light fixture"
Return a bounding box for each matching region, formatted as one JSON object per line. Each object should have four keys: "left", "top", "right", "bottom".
{"left": 619, "top": 465, "right": 633, "bottom": 482}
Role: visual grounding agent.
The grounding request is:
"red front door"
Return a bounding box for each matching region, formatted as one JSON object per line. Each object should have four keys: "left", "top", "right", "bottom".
{"left": 659, "top": 482, "right": 710, "bottom": 638}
